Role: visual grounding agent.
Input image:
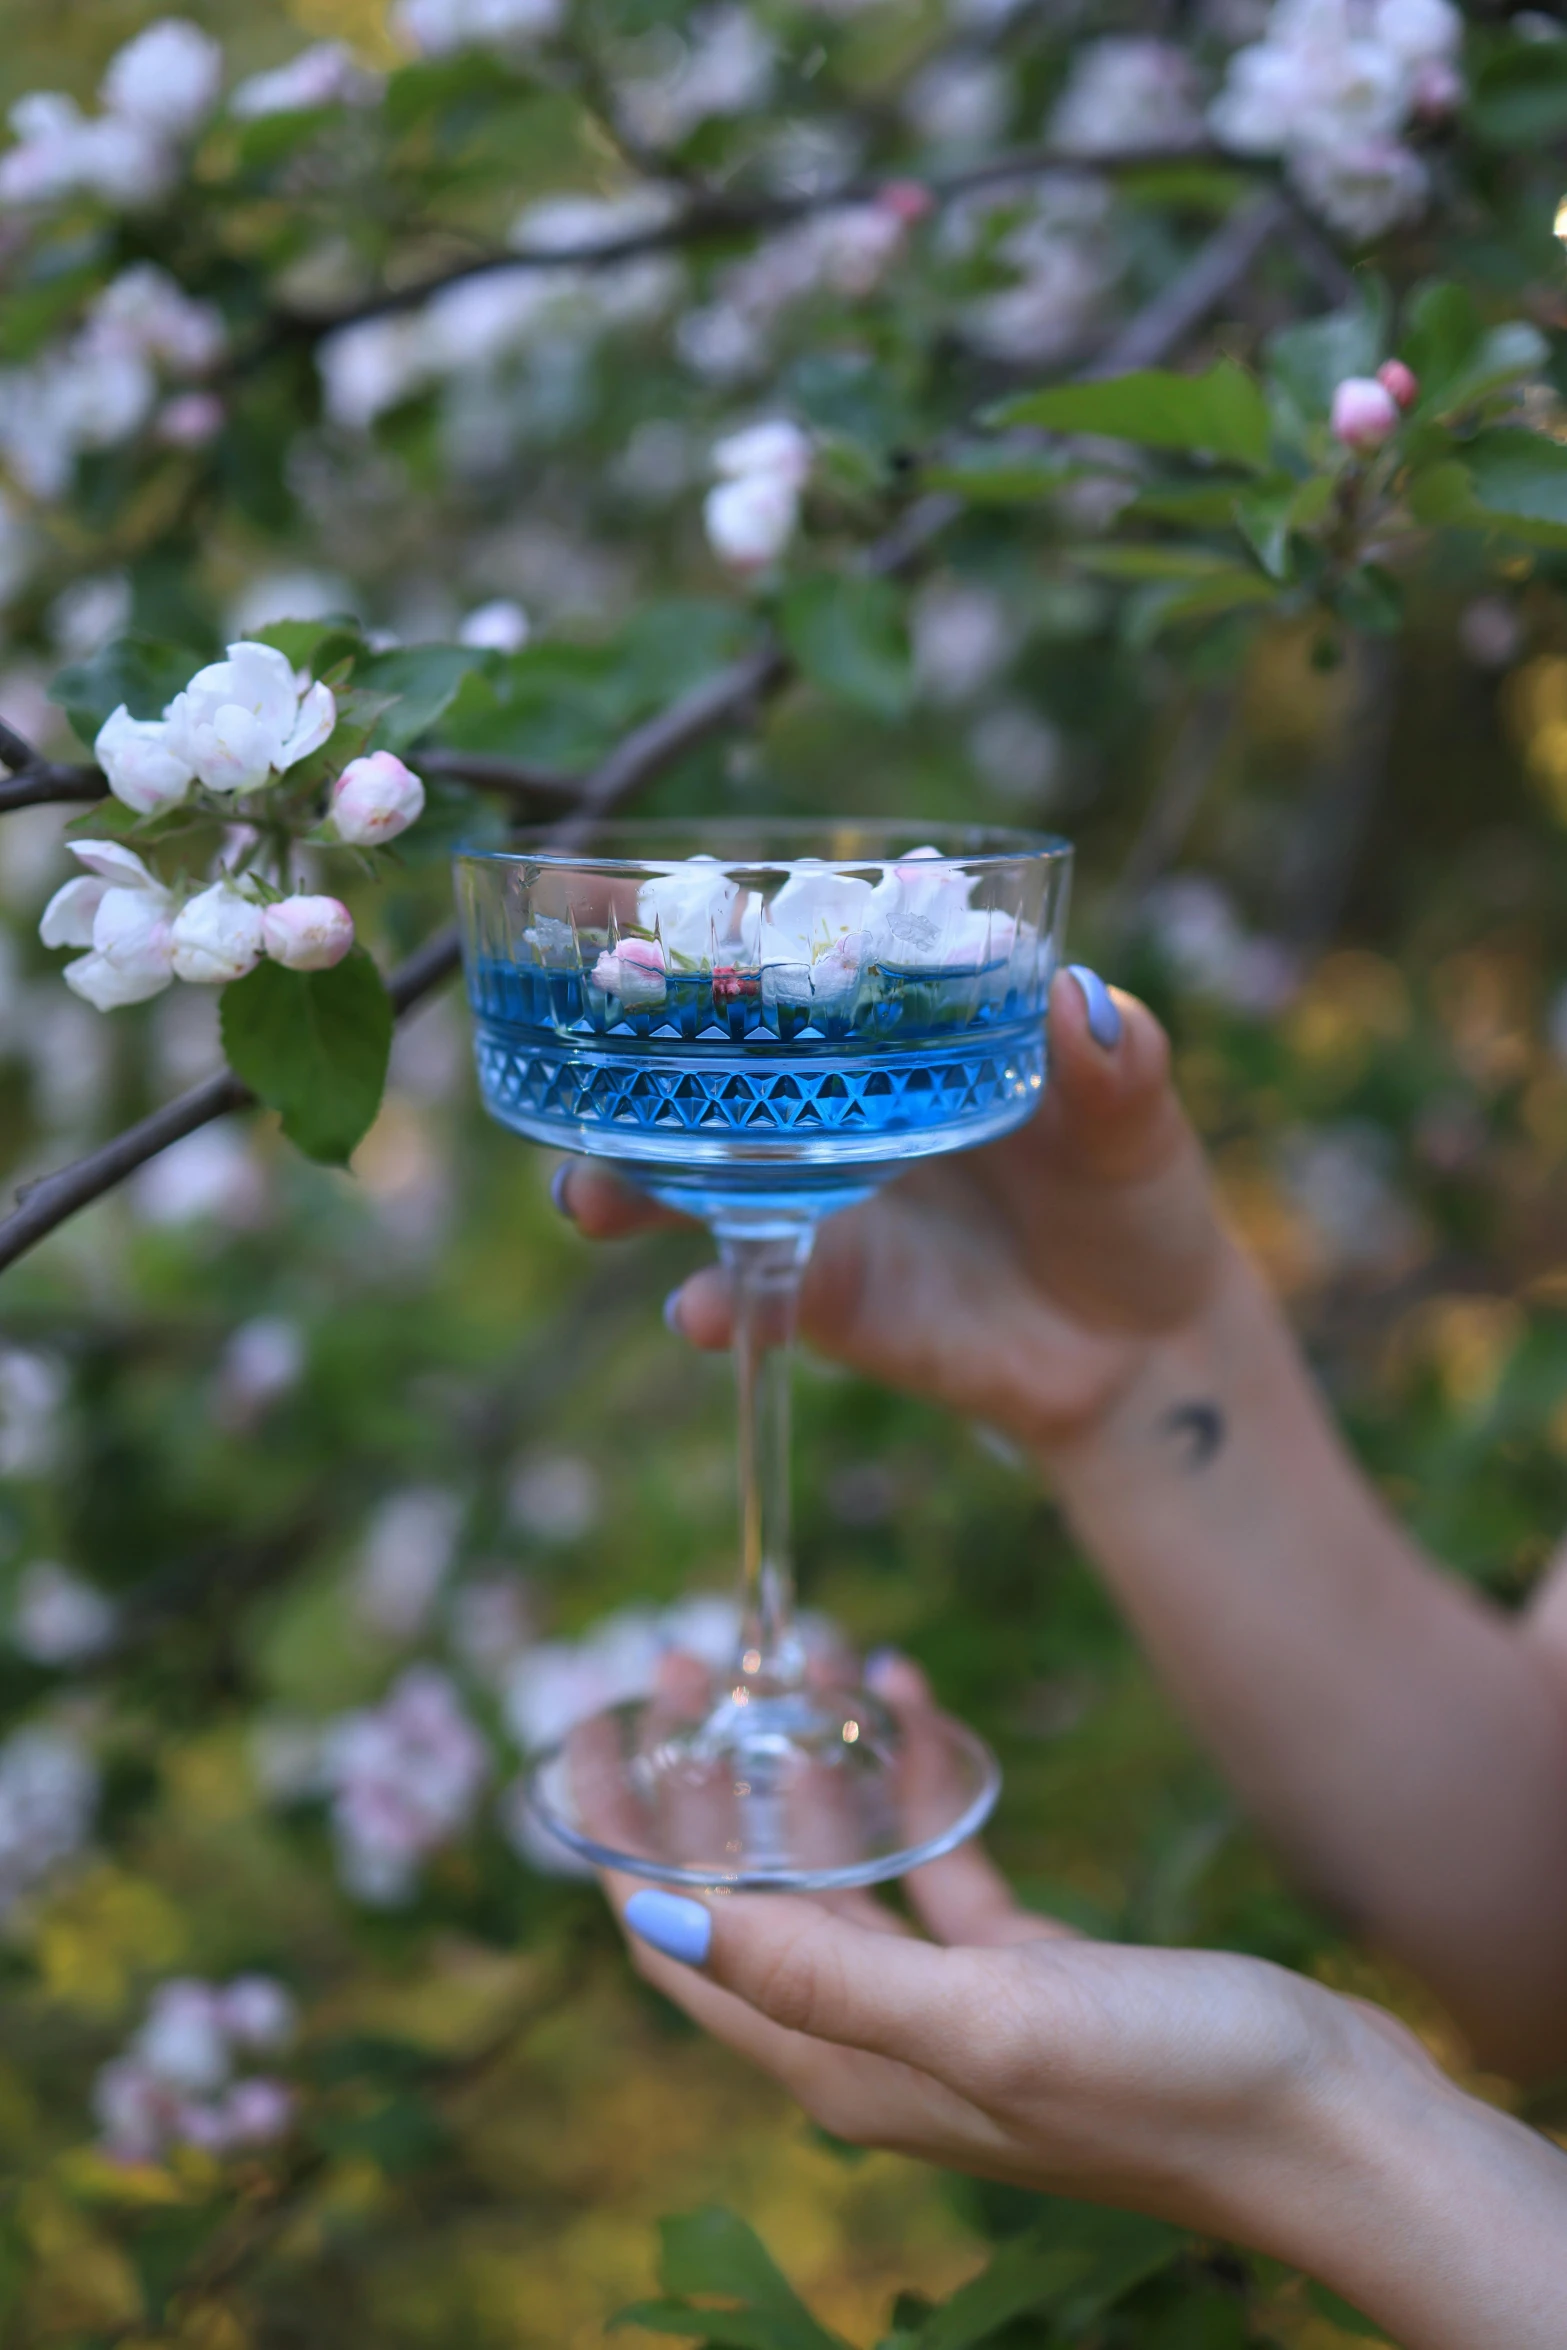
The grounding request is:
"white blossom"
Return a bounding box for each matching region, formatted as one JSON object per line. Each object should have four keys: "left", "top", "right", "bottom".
{"left": 12, "top": 1562, "right": 117, "bottom": 1665}
{"left": 318, "top": 315, "right": 434, "bottom": 429}
{"left": 1289, "top": 136, "right": 1429, "bottom": 237}
{"left": 1331, "top": 373, "right": 1401, "bottom": 450}
{"left": 319, "top": 1666, "right": 488, "bottom": 1905}
{"left": 95, "top": 1974, "right": 296, "bottom": 2163}
{"left": 94, "top": 707, "right": 196, "bottom": 815}
{"left": 100, "top": 20, "right": 223, "bottom": 138}
{"left": 393, "top": 0, "right": 563, "bottom": 57}
{"left": 214, "top": 1316, "right": 305, "bottom": 1428}
{"left": 0, "top": 1725, "right": 97, "bottom": 1917}
{"left": 912, "top": 578, "right": 1015, "bottom": 704}
{"left": 230, "top": 42, "right": 380, "bottom": 120}
{"left": 169, "top": 880, "right": 266, "bottom": 985}
{"left": 156, "top": 389, "right": 224, "bottom": 446}
{"left": 353, "top": 1487, "right": 463, "bottom": 1639}
{"left": 903, "top": 56, "right": 1012, "bottom": 148}
{"left": 507, "top": 1453, "right": 600, "bottom": 1542}
{"left": 50, "top": 574, "right": 132, "bottom": 660}
{"left": 946, "top": 175, "right": 1115, "bottom": 367}
{"left": 0, "top": 93, "right": 170, "bottom": 211}
{"left": 458, "top": 598, "right": 530, "bottom": 652}
{"left": 330, "top": 751, "right": 426, "bottom": 846}
{"left": 43, "top": 840, "right": 177, "bottom": 1010}
{"left": 162, "top": 642, "right": 336, "bottom": 793}
{"left": 618, "top": 9, "right": 774, "bottom": 149}
{"left": 0, "top": 1347, "right": 66, "bottom": 1477}
{"left": 1049, "top": 38, "right": 1204, "bottom": 156}
{"left": 261, "top": 895, "right": 355, "bottom": 971}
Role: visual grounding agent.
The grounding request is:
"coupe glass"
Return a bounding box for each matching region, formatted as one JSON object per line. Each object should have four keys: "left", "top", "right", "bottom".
{"left": 455, "top": 821, "right": 1072, "bottom": 1889}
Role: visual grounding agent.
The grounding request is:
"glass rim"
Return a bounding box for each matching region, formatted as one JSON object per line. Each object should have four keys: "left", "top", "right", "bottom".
{"left": 454, "top": 817, "right": 1072, "bottom": 876}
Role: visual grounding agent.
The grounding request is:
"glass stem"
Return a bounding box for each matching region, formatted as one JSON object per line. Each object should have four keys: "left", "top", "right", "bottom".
{"left": 715, "top": 1225, "right": 814, "bottom": 1696}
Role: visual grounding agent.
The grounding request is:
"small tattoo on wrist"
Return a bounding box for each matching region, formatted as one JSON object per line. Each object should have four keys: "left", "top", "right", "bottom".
{"left": 1160, "top": 1399, "right": 1226, "bottom": 1469}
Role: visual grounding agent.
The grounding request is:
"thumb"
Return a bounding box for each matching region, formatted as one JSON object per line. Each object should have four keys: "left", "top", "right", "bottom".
{"left": 620, "top": 1885, "right": 973, "bottom": 2064}
{"left": 1038, "top": 967, "right": 1194, "bottom": 1190}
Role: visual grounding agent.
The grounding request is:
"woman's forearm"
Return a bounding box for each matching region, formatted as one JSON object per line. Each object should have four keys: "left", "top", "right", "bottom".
{"left": 1043, "top": 1242, "right": 1567, "bottom": 2074}
{"left": 1252, "top": 2049, "right": 1567, "bottom": 2350}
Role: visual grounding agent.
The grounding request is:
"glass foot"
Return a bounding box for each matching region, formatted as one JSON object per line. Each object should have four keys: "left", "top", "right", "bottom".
{"left": 524, "top": 1668, "right": 1000, "bottom": 1891}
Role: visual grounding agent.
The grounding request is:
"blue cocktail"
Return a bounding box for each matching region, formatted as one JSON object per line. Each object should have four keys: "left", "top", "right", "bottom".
{"left": 456, "top": 822, "right": 1072, "bottom": 1888}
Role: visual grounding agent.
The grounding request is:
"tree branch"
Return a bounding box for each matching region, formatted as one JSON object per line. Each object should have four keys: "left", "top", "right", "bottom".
{"left": 292, "top": 139, "right": 1235, "bottom": 337}
{"left": 0, "top": 717, "right": 108, "bottom": 813}
{"left": 0, "top": 639, "right": 791, "bottom": 1278}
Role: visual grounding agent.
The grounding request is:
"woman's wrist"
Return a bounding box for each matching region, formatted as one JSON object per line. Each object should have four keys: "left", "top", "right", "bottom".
{"left": 1228, "top": 2000, "right": 1567, "bottom": 2349}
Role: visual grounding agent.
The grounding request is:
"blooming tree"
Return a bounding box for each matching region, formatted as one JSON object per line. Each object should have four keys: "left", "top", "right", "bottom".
{"left": 2, "top": 0, "right": 1567, "bottom": 2335}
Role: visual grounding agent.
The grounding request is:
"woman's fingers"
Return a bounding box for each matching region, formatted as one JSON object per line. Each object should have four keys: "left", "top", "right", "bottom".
{"left": 620, "top": 1882, "right": 979, "bottom": 2067}
{"left": 551, "top": 1158, "right": 690, "bottom": 1238}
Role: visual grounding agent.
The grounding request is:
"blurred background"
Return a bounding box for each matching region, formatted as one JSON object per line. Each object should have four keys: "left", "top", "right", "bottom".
{"left": 2, "top": 0, "right": 1566, "bottom": 2342}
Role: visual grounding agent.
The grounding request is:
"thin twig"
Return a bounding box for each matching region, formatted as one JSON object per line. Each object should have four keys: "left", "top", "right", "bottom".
{"left": 293, "top": 139, "right": 1232, "bottom": 337}
{"left": 418, "top": 749, "right": 580, "bottom": 800}
{"left": 868, "top": 191, "right": 1293, "bottom": 581}
{"left": 0, "top": 641, "right": 790, "bottom": 1278}
{"left": 0, "top": 763, "right": 107, "bottom": 813}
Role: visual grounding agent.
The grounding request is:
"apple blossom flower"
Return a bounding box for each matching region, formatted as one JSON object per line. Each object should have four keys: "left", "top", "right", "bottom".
{"left": 219, "top": 1976, "right": 296, "bottom": 2050}
{"left": 458, "top": 597, "right": 530, "bottom": 652}
{"left": 637, "top": 858, "right": 749, "bottom": 964}
{"left": 99, "top": 19, "right": 223, "bottom": 139}
{"left": 903, "top": 55, "right": 1012, "bottom": 148}
{"left": 0, "top": 1726, "right": 97, "bottom": 1918}
{"left": 94, "top": 706, "right": 197, "bottom": 814}
{"left": 230, "top": 41, "right": 380, "bottom": 119}
{"left": 156, "top": 389, "right": 224, "bottom": 446}
{"left": 704, "top": 470, "right": 800, "bottom": 570}
{"left": 393, "top": 0, "right": 564, "bottom": 57}
{"left": 330, "top": 750, "right": 426, "bottom": 847}
{"left": 590, "top": 935, "right": 668, "bottom": 1004}
{"left": 712, "top": 419, "right": 813, "bottom": 489}
{"left": 618, "top": 7, "right": 774, "bottom": 149}
{"left": 169, "top": 880, "right": 265, "bottom": 985}
{"left": 0, "top": 92, "right": 171, "bottom": 211}
{"left": 1289, "top": 136, "right": 1428, "bottom": 239}
{"left": 214, "top": 1316, "right": 305, "bottom": 1429}
{"left": 1048, "top": 38, "right": 1204, "bottom": 157}
{"left": 1331, "top": 373, "right": 1401, "bottom": 451}
{"left": 11, "top": 1562, "right": 117, "bottom": 1665}
{"left": 41, "top": 841, "right": 178, "bottom": 1009}
{"left": 319, "top": 1666, "right": 488, "bottom": 1905}
{"left": 353, "top": 1487, "right": 463, "bottom": 1640}
{"left": 162, "top": 642, "right": 337, "bottom": 793}
{"left": 1376, "top": 357, "right": 1419, "bottom": 408}
{"left": 261, "top": 895, "right": 355, "bottom": 971}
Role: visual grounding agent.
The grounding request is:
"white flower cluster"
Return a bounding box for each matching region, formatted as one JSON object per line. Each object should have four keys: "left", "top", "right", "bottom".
{"left": 229, "top": 42, "right": 381, "bottom": 122}
{"left": 616, "top": 7, "right": 775, "bottom": 150}
{"left": 1142, "top": 876, "right": 1300, "bottom": 1016}
{"left": 393, "top": 0, "right": 563, "bottom": 58}
{"left": 587, "top": 847, "right": 1024, "bottom": 1006}
{"left": 11, "top": 1562, "right": 117, "bottom": 1666}
{"left": 0, "top": 264, "right": 225, "bottom": 504}
{"left": 0, "top": 1344, "right": 65, "bottom": 1476}
{"left": 94, "top": 1976, "right": 295, "bottom": 2165}
{"left": 318, "top": 191, "right": 681, "bottom": 432}
{"left": 0, "top": 20, "right": 221, "bottom": 211}
{"left": 702, "top": 419, "right": 813, "bottom": 571}
{"left": 677, "top": 191, "right": 922, "bottom": 384}
{"left": 317, "top": 1666, "right": 488, "bottom": 1905}
{"left": 34, "top": 642, "right": 426, "bottom": 1010}
{"left": 943, "top": 174, "right": 1117, "bottom": 368}
{"left": 1210, "top": 0, "right": 1464, "bottom": 239}
{"left": 1048, "top": 37, "right": 1205, "bottom": 158}
{"left": 0, "top": 1725, "right": 97, "bottom": 1919}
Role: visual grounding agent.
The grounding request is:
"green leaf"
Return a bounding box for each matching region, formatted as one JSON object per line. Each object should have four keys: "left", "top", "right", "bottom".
{"left": 1267, "top": 289, "right": 1389, "bottom": 424}
{"left": 220, "top": 946, "right": 393, "bottom": 1167}
{"left": 1074, "top": 545, "right": 1245, "bottom": 581}
{"left": 914, "top": 2209, "right": 1183, "bottom": 2349}
{"left": 990, "top": 361, "right": 1270, "bottom": 470}
{"left": 1465, "top": 429, "right": 1567, "bottom": 529}
{"left": 1471, "top": 38, "right": 1567, "bottom": 145}
{"left": 1124, "top": 569, "right": 1280, "bottom": 647}
{"left": 256, "top": 617, "right": 367, "bottom": 674}
{"left": 48, "top": 633, "right": 201, "bottom": 749}
{"left": 923, "top": 450, "right": 1078, "bottom": 503}
{"left": 1306, "top": 2279, "right": 1387, "bottom": 2337}
{"left": 610, "top": 2303, "right": 828, "bottom": 2350}
{"left": 1401, "top": 285, "right": 1548, "bottom": 416}
{"left": 1332, "top": 563, "right": 1403, "bottom": 634}
{"left": 1125, "top": 477, "right": 1275, "bottom": 528}
{"left": 780, "top": 576, "right": 912, "bottom": 721}
{"left": 360, "top": 644, "right": 492, "bottom": 754}
{"left": 652, "top": 2211, "right": 850, "bottom": 2350}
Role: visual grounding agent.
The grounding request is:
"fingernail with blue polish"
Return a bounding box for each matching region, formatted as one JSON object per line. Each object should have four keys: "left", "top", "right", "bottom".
{"left": 550, "top": 1162, "right": 574, "bottom": 1218}
{"left": 624, "top": 1888, "right": 712, "bottom": 1966}
{"left": 663, "top": 1287, "right": 686, "bottom": 1337}
{"left": 1066, "top": 965, "right": 1122, "bottom": 1052}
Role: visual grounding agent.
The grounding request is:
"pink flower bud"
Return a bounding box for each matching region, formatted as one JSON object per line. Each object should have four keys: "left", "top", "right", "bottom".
{"left": 156, "top": 391, "right": 225, "bottom": 448}
{"left": 1330, "top": 376, "right": 1400, "bottom": 454}
{"left": 261, "top": 895, "right": 355, "bottom": 971}
{"left": 877, "top": 178, "right": 934, "bottom": 225}
{"left": 1376, "top": 359, "right": 1419, "bottom": 411}
{"left": 330, "top": 751, "right": 426, "bottom": 848}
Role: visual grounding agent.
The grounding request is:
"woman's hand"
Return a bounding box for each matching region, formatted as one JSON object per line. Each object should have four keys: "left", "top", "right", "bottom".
{"left": 603, "top": 1665, "right": 1567, "bottom": 2350}
{"left": 554, "top": 969, "right": 1226, "bottom": 1451}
